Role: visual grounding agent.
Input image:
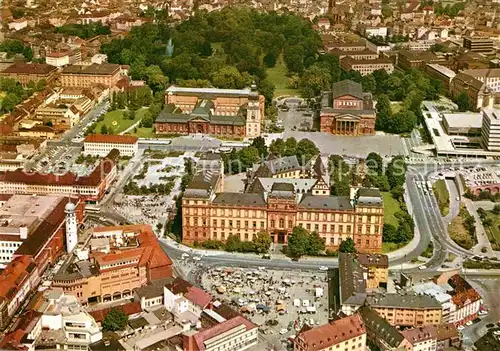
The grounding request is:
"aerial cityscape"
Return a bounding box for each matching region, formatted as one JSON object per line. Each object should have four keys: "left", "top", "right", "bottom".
{"left": 0, "top": 0, "right": 500, "bottom": 350}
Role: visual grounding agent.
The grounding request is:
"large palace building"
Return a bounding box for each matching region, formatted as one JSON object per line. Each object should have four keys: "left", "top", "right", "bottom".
{"left": 154, "top": 86, "right": 265, "bottom": 138}
{"left": 181, "top": 154, "right": 384, "bottom": 253}
{"left": 320, "top": 80, "right": 376, "bottom": 136}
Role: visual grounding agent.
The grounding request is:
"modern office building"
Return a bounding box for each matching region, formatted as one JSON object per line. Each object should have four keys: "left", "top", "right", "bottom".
{"left": 463, "top": 37, "right": 494, "bottom": 53}
{"left": 0, "top": 149, "right": 119, "bottom": 203}
{"left": 481, "top": 108, "right": 500, "bottom": 151}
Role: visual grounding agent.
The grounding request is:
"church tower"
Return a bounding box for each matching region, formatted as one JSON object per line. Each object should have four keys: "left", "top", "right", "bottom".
{"left": 246, "top": 83, "right": 262, "bottom": 138}
{"left": 65, "top": 201, "right": 78, "bottom": 253}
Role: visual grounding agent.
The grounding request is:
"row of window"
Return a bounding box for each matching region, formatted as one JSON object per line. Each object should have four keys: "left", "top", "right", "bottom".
{"left": 0, "top": 242, "right": 20, "bottom": 247}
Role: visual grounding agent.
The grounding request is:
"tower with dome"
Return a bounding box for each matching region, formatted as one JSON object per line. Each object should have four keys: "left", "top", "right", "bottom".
{"left": 65, "top": 201, "right": 78, "bottom": 253}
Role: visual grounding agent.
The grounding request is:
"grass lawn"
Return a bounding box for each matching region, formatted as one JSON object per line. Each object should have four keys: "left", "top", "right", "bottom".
{"left": 432, "top": 179, "right": 450, "bottom": 216}
{"left": 485, "top": 211, "right": 500, "bottom": 250}
{"left": 129, "top": 127, "right": 155, "bottom": 138}
{"left": 94, "top": 108, "right": 148, "bottom": 134}
{"left": 382, "top": 192, "right": 401, "bottom": 228}
{"left": 445, "top": 253, "right": 457, "bottom": 262}
{"left": 382, "top": 242, "right": 405, "bottom": 253}
{"left": 448, "top": 205, "right": 476, "bottom": 249}
{"left": 266, "top": 55, "right": 299, "bottom": 97}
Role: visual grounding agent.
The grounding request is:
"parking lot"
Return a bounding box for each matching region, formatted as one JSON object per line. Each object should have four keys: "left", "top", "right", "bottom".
{"left": 276, "top": 98, "right": 314, "bottom": 132}
{"left": 28, "top": 145, "right": 86, "bottom": 175}
{"left": 200, "top": 266, "right": 329, "bottom": 343}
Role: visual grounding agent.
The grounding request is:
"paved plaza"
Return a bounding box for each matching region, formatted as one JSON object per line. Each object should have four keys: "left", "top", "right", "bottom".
{"left": 283, "top": 131, "right": 407, "bottom": 158}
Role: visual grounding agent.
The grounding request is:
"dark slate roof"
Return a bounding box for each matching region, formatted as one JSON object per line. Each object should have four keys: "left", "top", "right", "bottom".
{"left": 313, "top": 156, "right": 326, "bottom": 176}
{"left": 339, "top": 253, "right": 367, "bottom": 305}
{"left": 155, "top": 102, "right": 246, "bottom": 126}
{"left": 331, "top": 79, "right": 363, "bottom": 99}
{"left": 271, "top": 182, "right": 295, "bottom": 192}
{"left": 298, "top": 195, "right": 352, "bottom": 210}
{"left": 358, "top": 305, "right": 405, "bottom": 348}
{"left": 134, "top": 278, "right": 174, "bottom": 299}
{"left": 264, "top": 155, "right": 301, "bottom": 174}
{"left": 212, "top": 193, "right": 266, "bottom": 207}
{"left": 367, "top": 293, "right": 442, "bottom": 309}
{"left": 356, "top": 187, "right": 383, "bottom": 207}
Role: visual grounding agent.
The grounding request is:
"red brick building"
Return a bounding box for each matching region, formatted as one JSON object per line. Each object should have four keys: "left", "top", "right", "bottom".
{"left": 320, "top": 80, "right": 376, "bottom": 136}
{"left": 155, "top": 86, "right": 264, "bottom": 138}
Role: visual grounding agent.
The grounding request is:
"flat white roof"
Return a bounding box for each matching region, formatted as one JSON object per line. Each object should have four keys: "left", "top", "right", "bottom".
{"left": 422, "top": 101, "right": 500, "bottom": 156}
{"left": 443, "top": 113, "right": 482, "bottom": 129}
{"left": 483, "top": 108, "right": 500, "bottom": 125}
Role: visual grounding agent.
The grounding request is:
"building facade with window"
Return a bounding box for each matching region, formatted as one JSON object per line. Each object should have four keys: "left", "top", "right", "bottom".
{"left": 83, "top": 134, "right": 139, "bottom": 157}
{"left": 154, "top": 86, "right": 264, "bottom": 138}
{"left": 294, "top": 314, "right": 366, "bottom": 351}
{"left": 182, "top": 155, "right": 384, "bottom": 253}
{"left": 320, "top": 80, "right": 376, "bottom": 136}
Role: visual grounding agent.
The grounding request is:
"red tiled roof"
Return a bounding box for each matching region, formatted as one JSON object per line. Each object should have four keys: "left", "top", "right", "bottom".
{"left": 448, "top": 275, "right": 481, "bottom": 307}
{"left": 89, "top": 301, "right": 142, "bottom": 323}
{"left": 296, "top": 314, "right": 366, "bottom": 351}
{"left": 92, "top": 224, "right": 172, "bottom": 276}
{"left": 84, "top": 134, "right": 138, "bottom": 144}
{"left": 0, "top": 256, "right": 36, "bottom": 300}
{"left": 192, "top": 316, "right": 257, "bottom": 351}
{"left": 401, "top": 326, "right": 436, "bottom": 345}
{"left": 0, "top": 329, "right": 28, "bottom": 350}
{"left": 165, "top": 277, "right": 213, "bottom": 308}
{"left": 46, "top": 51, "right": 69, "bottom": 58}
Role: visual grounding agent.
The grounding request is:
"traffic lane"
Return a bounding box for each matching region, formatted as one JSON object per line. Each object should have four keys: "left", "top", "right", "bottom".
{"left": 414, "top": 173, "right": 471, "bottom": 256}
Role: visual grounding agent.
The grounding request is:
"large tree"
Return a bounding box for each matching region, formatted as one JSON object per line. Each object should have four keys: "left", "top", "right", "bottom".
{"left": 339, "top": 237, "right": 357, "bottom": 253}
{"left": 252, "top": 231, "right": 272, "bottom": 253}
{"left": 455, "top": 92, "right": 472, "bottom": 112}
{"left": 287, "top": 226, "right": 310, "bottom": 258}
{"left": 365, "top": 152, "right": 383, "bottom": 176}
{"left": 298, "top": 65, "right": 332, "bottom": 98}
{"left": 375, "top": 94, "right": 391, "bottom": 131}
{"left": 102, "top": 308, "right": 128, "bottom": 332}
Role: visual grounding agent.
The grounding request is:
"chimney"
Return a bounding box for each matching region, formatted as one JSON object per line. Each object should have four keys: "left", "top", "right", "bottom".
{"left": 19, "top": 225, "right": 28, "bottom": 239}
